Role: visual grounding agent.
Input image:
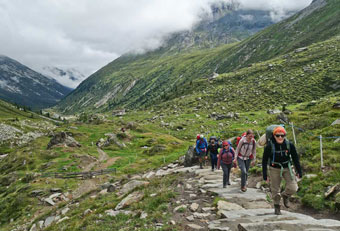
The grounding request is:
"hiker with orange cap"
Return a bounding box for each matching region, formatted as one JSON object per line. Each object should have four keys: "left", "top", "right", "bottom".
{"left": 262, "top": 126, "right": 302, "bottom": 215}
{"left": 217, "top": 141, "right": 235, "bottom": 188}
{"left": 235, "top": 129, "right": 256, "bottom": 192}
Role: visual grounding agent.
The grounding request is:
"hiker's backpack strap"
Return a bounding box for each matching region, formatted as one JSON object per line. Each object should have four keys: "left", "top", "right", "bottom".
{"left": 270, "top": 140, "right": 276, "bottom": 166}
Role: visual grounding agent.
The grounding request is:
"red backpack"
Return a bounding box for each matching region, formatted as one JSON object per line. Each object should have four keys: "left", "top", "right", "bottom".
{"left": 236, "top": 132, "right": 247, "bottom": 147}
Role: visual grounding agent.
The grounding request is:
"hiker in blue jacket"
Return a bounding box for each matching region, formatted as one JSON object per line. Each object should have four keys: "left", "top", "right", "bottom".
{"left": 196, "top": 134, "right": 208, "bottom": 169}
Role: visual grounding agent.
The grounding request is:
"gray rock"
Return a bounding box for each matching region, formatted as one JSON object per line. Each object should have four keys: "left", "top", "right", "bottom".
{"left": 186, "top": 215, "right": 195, "bottom": 221}
{"left": 30, "top": 190, "right": 44, "bottom": 197}
{"left": 140, "top": 211, "right": 148, "bottom": 219}
{"left": 44, "top": 198, "right": 55, "bottom": 206}
{"left": 119, "top": 180, "right": 149, "bottom": 195}
{"left": 50, "top": 188, "right": 62, "bottom": 193}
{"left": 190, "top": 203, "right": 199, "bottom": 212}
{"left": 277, "top": 112, "right": 289, "bottom": 124}
{"left": 331, "top": 119, "right": 340, "bottom": 126}
{"left": 49, "top": 193, "right": 61, "bottom": 200}
{"left": 115, "top": 191, "right": 144, "bottom": 210}
{"left": 47, "top": 132, "right": 81, "bottom": 149}
{"left": 295, "top": 47, "right": 308, "bottom": 53}
{"left": 218, "top": 200, "right": 244, "bottom": 212}
{"left": 333, "top": 102, "right": 340, "bottom": 109}
{"left": 29, "top": 224, "right": 37, "bottom": 231}
{"left": 187, "top": 224, "right": 203, "bottom": 230}
{"left": 56, "top": 216, "right": 69, "bottom": 224}
{"left": 325, "top": 184, "right": 339, "bottom": 198}
{"left": 83, "top": 209, "right": 92, "bottom": 216}
{"left": 44, "top": 216, "right": 55, "bottom": 227}
{"left": 107, "top": 184, "right": 116, "bottom": 192}
{"left": 174, "top": 204, "right": 187, "bottom": 212}
{"left": 38, "top": 221, "right": 44, "bottom": 229}
{"left": 193, "top": 212, "right": 211, "bottom": 218}
{"left": 61, "top": 207, "right": 70, "bottom": 215}
{"left": 184, "top": 146, "right": 199, "bottom": 167}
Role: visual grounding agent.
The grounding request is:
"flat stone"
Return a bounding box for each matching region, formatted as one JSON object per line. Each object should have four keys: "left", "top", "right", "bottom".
{"left": 187, "top": 224, "right": 204, "bottom": 230}
{"left": 217, "top": 200, "right": 244, "bottom": 211}
{"left": 61, "top": 207, "right": 70, "bottom": 215}
{"left": 38, "top": 220, "right": 44, "bottom": 229}
{"left": 174, "top": 204, "right": 187, "bottom": 212}
{"left": 143, "top": 171, "right": 155, "bottom": 179}
{"left": 29, "top": 224, "right": 37, "bottom": 231}
{"left": 44, "top": 198, "right": 55, "bottom": 206}
{"left": 115, "top": 191, "right": 144, "bottom": 210}
{"left": 190, "top": 203, "right": 199, "bottom": 212}
{"left": 193, "top": 212, "right": 211, "bottom": 218}
{"left": 186, "top": 184, "right": 193, "bottom": 189}
{"left": 44, "top": 216, "right": 55, "bottom": 227}
{"left": 56, "top": 216, "right": 69, "bottom": 224}
{"left": 170, "top": 220, "right": 176, "bottom": 225}
{"left": 331, "top": 119, "right": 340, "bottom": 126}
{"left": 83, "top": 209, "right": 92, "bottom": 215}
{"left": 186, "top": 215, "right": 195, "bottom": 221}
{"left": 189, "top": 193, "right": 197, "bottom": 198}
{"left": 49, "top": 193, "right": 61, "bottom": 199}
{"left": 202, "top": 207, "right": 215, "bottom": 212}
{"left": 325, "top": 184, "right": 339, "bottom": 198}
{"left": 105, "top": 209, "right": 132, "bottom": 217}
{"left": 140, "top": 211, "right": 148, "bottom": 219}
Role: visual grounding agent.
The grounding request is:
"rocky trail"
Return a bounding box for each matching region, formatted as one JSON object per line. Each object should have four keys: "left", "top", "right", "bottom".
{"left": 26, "top": 160, "right": 340, "bottom": 231}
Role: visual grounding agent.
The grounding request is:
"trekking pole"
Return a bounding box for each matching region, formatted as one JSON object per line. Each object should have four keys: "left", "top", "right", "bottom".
{"left": 291, "top": 122, "right": 297, "bottom": 146}
{"left": 320, "top": 135, "right": 324, "bottom": 169}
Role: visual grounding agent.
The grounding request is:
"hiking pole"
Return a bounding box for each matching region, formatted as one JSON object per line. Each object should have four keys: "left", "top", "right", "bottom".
{"left": 291, "top": 122, "right": 297, "bottom": 146}
{"left": 320, "top": 135, "right": 324, "bottom": 169}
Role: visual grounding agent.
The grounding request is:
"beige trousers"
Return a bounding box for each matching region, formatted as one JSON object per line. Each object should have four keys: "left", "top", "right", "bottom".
{"left": 269, "top": 166, "right": 298, "bottom": 205}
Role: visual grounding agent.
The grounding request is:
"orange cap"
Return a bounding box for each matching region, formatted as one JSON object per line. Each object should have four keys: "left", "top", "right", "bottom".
{"left": 273, "top": 126, "right": 286, "bottom": 135}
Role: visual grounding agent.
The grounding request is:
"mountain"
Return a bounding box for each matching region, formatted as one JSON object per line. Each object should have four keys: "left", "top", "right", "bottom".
{"left": 0, "top": 55, "right": 72, "bottom": 110}
{"left": 40, "top": 66, "right": 87, "bottom": 89}
{"left": 55, "top": 0, "right": 340, "bottom": 115}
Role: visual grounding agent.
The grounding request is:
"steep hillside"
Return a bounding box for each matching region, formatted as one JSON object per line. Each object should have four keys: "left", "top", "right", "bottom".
{"left": 0, "top": 55, "right": 72, "bottom": 110}
{"left": 158, "top": 36, "right": 340, "bottom": 113}
{"left": 55, "top": 0, "right": 339, "bottom": 115}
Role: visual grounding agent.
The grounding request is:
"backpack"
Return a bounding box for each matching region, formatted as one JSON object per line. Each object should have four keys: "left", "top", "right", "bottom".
{"left": 236, "top": 132, "right": 247, "bottom": 147}
{"left": 209, "top": 136, "right": 218, "bottom": 143}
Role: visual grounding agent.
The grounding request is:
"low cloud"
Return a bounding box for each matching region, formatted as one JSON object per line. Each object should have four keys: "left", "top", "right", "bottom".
{"left": 0, "top": 0, "right": 312, "bottom": 87}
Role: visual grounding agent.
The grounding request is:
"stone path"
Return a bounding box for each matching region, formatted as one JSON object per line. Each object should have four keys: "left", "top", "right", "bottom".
{"left": 192, "top": 167, "right": 340, "bottom": 231}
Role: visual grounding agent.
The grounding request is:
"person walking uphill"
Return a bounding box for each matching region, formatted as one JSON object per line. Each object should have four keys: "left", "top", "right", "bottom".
{"left": 207, "top": 138, "right": 219, "bottom": 171}
{"left": 235, "top": 129, "right": 256, "bottom": 192}
{"left": 262, "top": 126, "right": 302, "bottom": 215}
{"left": 217, "top": 141, "right": 235, "bottom": 188}
{"left": 196, "top": 134, "right": 208, "bottom": 169}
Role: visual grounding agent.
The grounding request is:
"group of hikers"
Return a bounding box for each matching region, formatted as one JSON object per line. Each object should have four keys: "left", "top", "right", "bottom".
{"left": 195, "top": 126, "right": 302, "bottom": 215}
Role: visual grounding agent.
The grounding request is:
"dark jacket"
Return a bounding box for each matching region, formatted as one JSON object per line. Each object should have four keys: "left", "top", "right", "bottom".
{"left": 262, "top": 139, "right": 302, "bottom": 181}
{"left": 207, "top": 143, "right": 220, "bottom": 155}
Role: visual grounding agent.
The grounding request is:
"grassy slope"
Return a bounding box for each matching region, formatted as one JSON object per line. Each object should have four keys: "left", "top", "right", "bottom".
{"left": 55, "top": 0, "right": 340, "bottom": 115}
{"left": 1, "top": 92, "right": 340, "bottom": 230}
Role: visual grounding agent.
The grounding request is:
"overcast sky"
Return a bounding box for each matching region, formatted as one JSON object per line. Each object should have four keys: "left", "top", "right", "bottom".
{"left": 0, "top": 0, "right": 312, "bottom": 87}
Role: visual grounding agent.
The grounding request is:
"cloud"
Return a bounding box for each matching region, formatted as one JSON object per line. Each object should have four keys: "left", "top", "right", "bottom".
{"left": 0, "top": 0, "right": 312, "bottom": 87}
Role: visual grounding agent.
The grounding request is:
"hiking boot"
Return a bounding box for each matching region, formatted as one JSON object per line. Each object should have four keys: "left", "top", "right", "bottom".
{"left": 200, "top": 163, "right": 203, "bottom": 169}
{"left": 241, "top": 187, "right": 247, "bottom": 192}
{"left": 212, "top": 168, "right": 214, "bottom": 172}
{"left": 274, "top": 204, "right": 281, "bottom": 215}
{"left": 282, "top": 195, "right": 290, "bottom": 208}
{"left": 223, "top": 185, "right": 226, "bottom": 188}
{"left": 228, "top": 181, "right": 231, "bottom": 185}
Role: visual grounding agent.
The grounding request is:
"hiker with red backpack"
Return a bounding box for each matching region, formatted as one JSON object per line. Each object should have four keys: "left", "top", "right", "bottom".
{"left": 235, "top": 129, "right": 256, "bottom": 192}
{"left": 262, "top": 126, "right": 302, "bottom": 215}
{"left": 207, "top": 136, "right": 220, "bottom": 171}
{"left": 217, "top": 141, "right": 235, "bottom": 188}
{"left": 196, "top": 134, "right": 208, "bottom": 169}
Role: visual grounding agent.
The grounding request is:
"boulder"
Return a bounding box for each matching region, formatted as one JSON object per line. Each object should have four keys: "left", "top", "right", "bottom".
{"left": 267, "top": 109, "right": 281, "bottom": 114}
{"left": 184, "top": 146, "right": 198, "bottom": 167}
{"left": 47, "top": 132, "right": 81, "bottom": 149}
{"left": 119, "top": 180, "right": 149, "bottom": 195}
{"left": 333, "top": 102, "right": 340, "bottom": 109}
{"left": 103, "top": 133, "right": 125, "bottom": 148}
{"left": 331, "top": 119, "right": 340, "bottom": 126}
{"left": 277, "top": 112, "right": 289, "bottom": 124}
{"left": 115, "top": 191, "right": 144, "bottom": 210}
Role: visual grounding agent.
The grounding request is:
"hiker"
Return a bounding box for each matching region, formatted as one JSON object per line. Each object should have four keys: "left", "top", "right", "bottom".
{"left": 235, "top": 129, "right": 256, "bottom": 192}
{"left": 207, "top": 137, "right": 219, "bottom": 171}
{"left": 217, "top": 141, "right": 235, "bottom": 188}
{"left": 262, "top": 126, "right": 302, "bottom": 215}
{"left": 196, "top": 134, "right": 208, "bottom": 169}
